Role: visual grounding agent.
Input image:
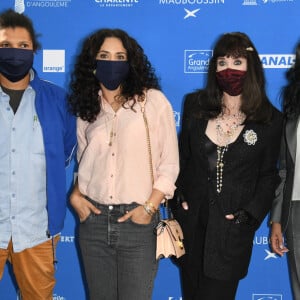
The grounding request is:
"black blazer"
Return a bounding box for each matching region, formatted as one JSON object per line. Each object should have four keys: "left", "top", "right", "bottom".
{"left": 270, "top": 116, "right": 299, "bottom": 232}
{"left": 174, "top": 92, "right": 283, "bottom": 280}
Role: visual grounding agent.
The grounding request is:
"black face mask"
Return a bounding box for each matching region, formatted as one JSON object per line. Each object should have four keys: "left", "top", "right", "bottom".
{"left": 0, "top": 48, "right": 34, "bottom": 82}
{"left": 95, "top": 60, "right": 129, "bottom": 90}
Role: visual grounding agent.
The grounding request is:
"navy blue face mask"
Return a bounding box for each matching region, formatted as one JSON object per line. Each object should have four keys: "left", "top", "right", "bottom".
{"left": 95, "top": 60, "right": 129, "bottom": 90}
{"left": 0, "top": 48, "right": 34, "bottom": 82}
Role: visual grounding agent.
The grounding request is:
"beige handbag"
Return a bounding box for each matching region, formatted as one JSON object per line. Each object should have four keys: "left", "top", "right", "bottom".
{"left": 140, "top": 96, "right": 185, "bottom": 260}
{"left": 155, "top": 209, "right": 185, "bottom": 259}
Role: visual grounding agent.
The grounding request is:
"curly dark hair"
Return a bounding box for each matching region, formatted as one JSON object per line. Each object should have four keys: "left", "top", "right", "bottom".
{"left": 282, "top": 41, "right": 300, "bottom": 119}
{"left": 68, "top": 28, "right": 160, "bottom": 122}
{"left": 196, "top": 32, "right": 273, "bottom": 123}
{"left": 0, "top": 9, "right": 41, "bottom": 51}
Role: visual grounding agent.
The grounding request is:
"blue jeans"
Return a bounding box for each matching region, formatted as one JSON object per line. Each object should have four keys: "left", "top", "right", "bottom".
{"left": 79, "top": 199, "right": 159, "bottom": 300}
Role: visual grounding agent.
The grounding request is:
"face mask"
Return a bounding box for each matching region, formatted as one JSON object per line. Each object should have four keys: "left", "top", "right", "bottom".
{"left": 95, "top": 60, "right": 129, "bottom": 90}
{"left": 0, "top": 48, "right": 34, "bottom": 82}
{"left": 216, "top": 68, "right": 246, "bottom": 96}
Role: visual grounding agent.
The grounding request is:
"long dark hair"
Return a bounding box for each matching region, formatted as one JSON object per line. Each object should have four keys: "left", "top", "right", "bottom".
{"left": 282, "top": 42, "right": 300, "bottom": 119}
{"left": 196, "top": 32, "right": 273, "bottom": 123}
{"left": 68, "top": 28, "right": 160, "bottom": 122}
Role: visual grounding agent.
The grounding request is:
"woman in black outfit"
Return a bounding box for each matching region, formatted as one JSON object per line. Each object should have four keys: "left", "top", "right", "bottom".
{"left": 172, "top": 32, "right": 283, "bottom": 300}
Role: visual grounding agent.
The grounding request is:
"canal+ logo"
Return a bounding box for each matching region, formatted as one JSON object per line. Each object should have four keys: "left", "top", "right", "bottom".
{"left": 259, "top": 54, "right": 295, "bottom": 69}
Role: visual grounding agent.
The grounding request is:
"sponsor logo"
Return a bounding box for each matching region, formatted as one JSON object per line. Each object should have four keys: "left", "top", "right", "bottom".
{"left": 242, "top": 0, "right": 295, "bottom": 5}
{"left": 252, "top": 294, "right": 282, "bottom": 300}
{"left": 174, "top": 111, "right": 181, "bottom": 127}
{"left": 260, "top": 54, "right": 295, "bottom": 68}
{"left": 53, "top": 295, "right": 66, "bottom": 300}
{"left": 243, "top": 0, "right": 294, "bottom": 4}
{"left": 253, "top": 235, "right": 270, "bottom": 245}
{"left": 184, "top": 8, "right": 200, "bottom": 19}
{"left": 24, "top": 0, "right": 72, "bottom": 9}
{"left": 17, "top": 291, "right": 66, "bottom": 300}
{"left": 43, "top": 50, "right": 65, "bottom": 73}
{"left": 15, "top": 0, "right": 25, "bottom": 13}
{"left": 94, "top": 0, "right": 140, "bottom": 8}
{"left": 242, "top": 0, "right": 258, "bottom": 5}
{"left": 60, "top": 235, "right": 75, "bottom": 243}
{"left": 159, "top": 0, "right": 224, "bottom": 5}
{"left": 159, "top": 0, "right": 224, "bottom": 19}
{"left": 253, "top": 235, "right": 279, "bottom": 261}
{"left": 262, "top": 0, "right": 294, "bottom": 3}
{"left": 264, "top": 249, "right": 277, "bottom": 260}
{"left": 184, "top": 50, "right": 213, "bottom": 73}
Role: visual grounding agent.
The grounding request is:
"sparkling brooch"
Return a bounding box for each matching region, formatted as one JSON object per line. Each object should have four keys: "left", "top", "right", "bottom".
{"left": 243, "top": 129, "right": 257, "bottom": 145}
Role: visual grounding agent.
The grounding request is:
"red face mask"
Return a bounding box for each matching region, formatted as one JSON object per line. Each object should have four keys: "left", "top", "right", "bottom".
{"left": 216, "top": 68, "right": 247, "bottom": 96}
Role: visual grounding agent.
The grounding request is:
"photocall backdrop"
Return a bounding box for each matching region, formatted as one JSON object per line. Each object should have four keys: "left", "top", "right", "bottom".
{"left": 0, "top": 0, "right": 299, "bottom": 299}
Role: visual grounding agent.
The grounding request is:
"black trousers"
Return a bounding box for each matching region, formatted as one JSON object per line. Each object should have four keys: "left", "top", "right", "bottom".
{"left": 177, "top": 214, "right": 239, "bottom": 300}
{"left": 179, "top": 262, "right": 239, "bottom": 300}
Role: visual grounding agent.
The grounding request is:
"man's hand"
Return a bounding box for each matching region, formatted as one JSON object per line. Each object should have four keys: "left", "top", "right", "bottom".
{"left": 270, "top": 222, "right": 289, "bottom": 256}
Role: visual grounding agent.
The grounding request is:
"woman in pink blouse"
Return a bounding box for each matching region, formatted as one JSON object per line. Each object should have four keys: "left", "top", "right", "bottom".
{"left": 68, "top": 28, "right": 179, "bottom": 300}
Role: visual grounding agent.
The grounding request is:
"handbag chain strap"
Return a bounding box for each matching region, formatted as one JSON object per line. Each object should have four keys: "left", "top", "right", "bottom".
{"left": 139, "top": 97, "right": 154, "bottom": 185}
{"left": 139, "top": 96, "right": 169, "bottom": 219}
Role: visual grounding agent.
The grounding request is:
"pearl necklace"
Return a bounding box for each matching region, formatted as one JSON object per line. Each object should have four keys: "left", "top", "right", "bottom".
{"left": 216, "top": 145, "right": 228, "bottom": 193}
{"left": 215, "top": 111, "right": 245, "bottom": 193}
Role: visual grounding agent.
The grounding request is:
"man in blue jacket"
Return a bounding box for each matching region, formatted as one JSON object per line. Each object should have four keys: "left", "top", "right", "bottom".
{"left": 0, "top": 9, "right": 76, "bottom": 299}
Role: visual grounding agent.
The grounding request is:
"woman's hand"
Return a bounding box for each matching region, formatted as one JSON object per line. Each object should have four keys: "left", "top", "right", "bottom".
{"left": 181, "top": 202, "right": 189, "bottom": 210}
{"left": 225, "top": 209, "right": 258, "bottom": 226}
{"left": 118, "top": 205, "right": 152, "bottom": 225}
{"left": 70, "top": 187, "right": 101, "bottom": 222}
{"left": 270, "top": 222, "right": 289, "bottom": 256}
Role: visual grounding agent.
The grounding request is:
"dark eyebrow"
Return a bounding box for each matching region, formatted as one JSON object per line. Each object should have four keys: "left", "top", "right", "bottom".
{"left": 98, "top": 50, "right": 126, "bottom": 55}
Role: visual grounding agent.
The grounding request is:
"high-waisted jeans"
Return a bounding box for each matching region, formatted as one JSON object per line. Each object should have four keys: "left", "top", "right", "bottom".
{"left": 79, "top": 198, "right": 159, "bottom": 300}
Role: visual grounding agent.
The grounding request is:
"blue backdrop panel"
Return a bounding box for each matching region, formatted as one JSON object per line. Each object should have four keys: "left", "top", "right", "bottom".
{"left": 0, "top": 0, "right": 299, "bottom": 299}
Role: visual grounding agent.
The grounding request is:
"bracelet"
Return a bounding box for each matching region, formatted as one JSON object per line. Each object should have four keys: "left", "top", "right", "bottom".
{"left": 145, "top": 201, "right": 158, "bottom": 212}
{"left": 143, "top": 204, "right": 154, "bottom": 216}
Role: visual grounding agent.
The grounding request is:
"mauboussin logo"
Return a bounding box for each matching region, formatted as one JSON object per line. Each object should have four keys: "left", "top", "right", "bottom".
{"left": 159, "top": 0, "right": 224, "bottom": 5}
{"left": 184, "top": 50, "right": 213, "bottom": 73}
{"left": 252, "top": 294, "right": 282, "bottom": 300}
